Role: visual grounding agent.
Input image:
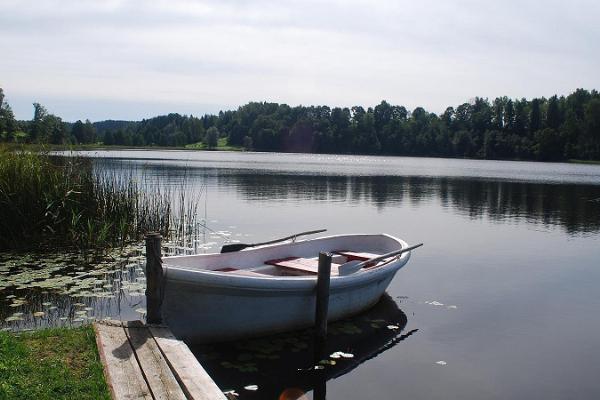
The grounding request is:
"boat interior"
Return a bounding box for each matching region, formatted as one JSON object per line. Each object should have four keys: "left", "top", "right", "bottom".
{"left": 211, "top": 250, "right": 384, "bottom": 277}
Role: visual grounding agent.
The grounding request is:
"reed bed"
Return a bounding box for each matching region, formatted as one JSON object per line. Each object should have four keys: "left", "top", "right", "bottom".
{"left": 0, "top": 146, "right": 199, "bottom": 252}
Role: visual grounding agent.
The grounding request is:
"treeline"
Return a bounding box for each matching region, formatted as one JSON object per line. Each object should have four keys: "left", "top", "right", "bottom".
{"left": 1, "top": 87, "right": 599, "bottom": 161}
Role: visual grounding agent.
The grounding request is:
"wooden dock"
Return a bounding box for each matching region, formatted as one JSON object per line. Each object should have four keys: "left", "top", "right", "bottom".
{"left": 94, "top": 320, "right": 226, "bottom": 400}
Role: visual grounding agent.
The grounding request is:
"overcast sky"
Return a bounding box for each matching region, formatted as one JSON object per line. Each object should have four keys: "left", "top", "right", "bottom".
{"left": 1, "top": 0, "right": 599, "bottom": 121}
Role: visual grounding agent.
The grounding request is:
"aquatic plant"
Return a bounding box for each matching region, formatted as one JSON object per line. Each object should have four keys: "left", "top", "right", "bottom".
{"left": 0, "top": 146, "right": 195, "bottom": 251}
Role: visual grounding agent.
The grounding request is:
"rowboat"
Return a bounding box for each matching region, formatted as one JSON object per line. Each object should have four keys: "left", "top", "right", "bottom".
{"left": 161, "top": 233, "right": 419, "bottom": 343}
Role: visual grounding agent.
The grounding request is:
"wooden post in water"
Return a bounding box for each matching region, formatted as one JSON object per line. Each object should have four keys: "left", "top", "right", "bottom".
{"left": 313, "top": 252, "right": 332, "bottom": 399}
{"left": 315, "top": 252, "right": 332, "bottom": 343}
{"left": 145, "top": 232, "right": 163, "bottom": 325}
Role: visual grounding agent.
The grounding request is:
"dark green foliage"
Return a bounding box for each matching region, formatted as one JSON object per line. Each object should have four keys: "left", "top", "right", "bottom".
{"left": 29, "top": 103, "right": 69, "bottom": 144}
{"left": 95, "top": 89, "right": 600, "bottom": 160}
{"left": 71, "top": 120, "right": 96, "bottom": 144}
{"left": 0, "top": 89, "right": 18, "bottom": 141}
{"left": 4, "top": 87, "right": 600, "bottom": 161}
{"left": 204, "top": 126, "right": 219, "bottom": 149}
{"left": 0, "top": 326, "right": 110, "bottom": 400}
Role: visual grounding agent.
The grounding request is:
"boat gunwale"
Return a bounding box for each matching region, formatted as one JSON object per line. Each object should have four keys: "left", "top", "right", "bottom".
{"left": 162, "top": 234, "right": 411, "bottom": 291}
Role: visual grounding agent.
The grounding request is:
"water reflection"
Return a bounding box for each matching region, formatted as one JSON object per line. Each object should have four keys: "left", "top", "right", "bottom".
{"left": 191, "top": 295, "right": 415, "bottom": 399}
{"left": 93, "top": 157, "right": 600, "bottom": 235}
{"left": 220, "top": 173, "right": 600, "bottom": 234}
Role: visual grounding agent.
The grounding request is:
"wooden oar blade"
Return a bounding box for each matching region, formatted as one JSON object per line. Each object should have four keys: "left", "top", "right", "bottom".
{"left": 219, "top": 229, "right": 327, "bottom": 253}
{"left": 220, "top": 243, "right": 250, "bottom": 253}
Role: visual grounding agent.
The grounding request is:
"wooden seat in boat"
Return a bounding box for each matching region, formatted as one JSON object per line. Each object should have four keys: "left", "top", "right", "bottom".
{"left": 265, "top": 257, "right": 341, "bottom": 276}
{"left": 332, "top": 250, "right": 380, "bottom": 261}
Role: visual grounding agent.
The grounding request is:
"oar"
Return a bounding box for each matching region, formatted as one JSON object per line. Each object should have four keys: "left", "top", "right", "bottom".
{"left": 339, "top": 243, "right": 424, "bottom": 275}
{"left": 220, "top": 229, "right": 327, "bottom": 253}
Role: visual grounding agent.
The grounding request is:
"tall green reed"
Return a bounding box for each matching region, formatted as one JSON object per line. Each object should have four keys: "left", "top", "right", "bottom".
{"left": 0, "top": 146, "right": 198, "bottom": 252}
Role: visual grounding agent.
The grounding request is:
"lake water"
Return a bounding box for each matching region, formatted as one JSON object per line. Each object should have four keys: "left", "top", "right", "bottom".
{"left": 2, "top": 150, "right": 600, "bottom": 399}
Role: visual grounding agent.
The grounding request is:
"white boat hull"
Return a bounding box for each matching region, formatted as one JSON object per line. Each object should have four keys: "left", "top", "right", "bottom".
{"left": 161, "top": 234, "right": 412, "bottom": 343}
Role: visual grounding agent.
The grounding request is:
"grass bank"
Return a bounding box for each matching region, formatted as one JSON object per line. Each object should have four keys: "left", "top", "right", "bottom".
{"left": 2, "top": 140, "right": 244, "bottom": 152}
{"left": 0, "top": 326, "right": 110, "bottom": 400}
{"left": 185, "top": 137, "right": 243, "bottom": 151}
{"left": 569, "top": 159, "right": 600, "bottom": 165}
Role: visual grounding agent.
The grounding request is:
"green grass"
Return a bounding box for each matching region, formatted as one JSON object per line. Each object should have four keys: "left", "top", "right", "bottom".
{"left": 569, "top": 159, "right": 600, "bottom": 165}
{"left": 0, "top": 326, "right": 110, "bottom": 400}
{"left": 185, "top": 137, "right": 243, "bottom": 151}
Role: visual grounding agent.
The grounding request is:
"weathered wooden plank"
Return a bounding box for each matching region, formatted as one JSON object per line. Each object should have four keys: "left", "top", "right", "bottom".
{"left": 125, "top": 326, "right": 187, "bottom": 400}
{"left": 94, "top": 322, "right": 153, "bottom": 400}
{"left": 150, "top": 326, "right": 227, "bottom": 400}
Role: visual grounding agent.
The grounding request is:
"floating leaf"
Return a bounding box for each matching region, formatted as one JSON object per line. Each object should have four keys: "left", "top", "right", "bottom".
{"left": 427, "top": 301, "right": 444, "bottom": 306}
{"left": 330, "top": 351, "right": 354, "bottom": 359}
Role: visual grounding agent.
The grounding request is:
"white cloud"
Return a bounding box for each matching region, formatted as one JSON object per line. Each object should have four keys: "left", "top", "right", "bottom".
{"left": 1, "top": 0, "right": 599, "bottom": 120}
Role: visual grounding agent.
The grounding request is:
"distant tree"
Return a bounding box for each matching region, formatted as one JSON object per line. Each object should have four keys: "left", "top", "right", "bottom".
{"left": 72, "top": 120, "right": 85, "bottom": 143}
{"left": 204, "top": 126, "right": 219, "bottom": 150}
{"left": 513, "top": 99, "right": 528, "bottom": 137}
{"left": 0, "top": 88, "right": 17, "bottom": 141}
{"left": 31, "top": 103, "right": 48, "bottom": 141}
{"left": 242, "top": 135, "right": 253, "bottom": 151}
{"left": 104, "top": 130, "right": 115, "bottom": 145}
{"left": 504, "top": 100, "right": 515, "bottom": 132}
{"left": 534, "top": 128, "right": 564, "bottom": 160}
{"left": 545, "top": 95, "right": 561, "bottom": 129}
{"left": 583, "top": 98, "right": 600, "bottom": 158}
{"left": 83, "top": 119, "right": 96, "bottom": 143}
{"left": 491, "top": 97, "right": 505, "bottom": 130}
{"left": 48, "top": 116, "right": 66, "bottom": 144}
{"left": 529, "top": 98, "right": 541, "bottom": 134}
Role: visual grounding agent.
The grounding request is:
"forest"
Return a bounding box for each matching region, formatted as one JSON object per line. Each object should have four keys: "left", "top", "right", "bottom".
{"left": 1, "top": 87, "right": 599, "bottom": 161}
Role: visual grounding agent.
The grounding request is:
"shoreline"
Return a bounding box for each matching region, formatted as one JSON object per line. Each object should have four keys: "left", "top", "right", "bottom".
{"left": 37, "top": 143, "right": 600, "bottom": 166}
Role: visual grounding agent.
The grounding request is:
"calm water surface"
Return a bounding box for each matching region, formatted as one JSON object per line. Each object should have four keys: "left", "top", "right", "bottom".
{"left": 3, "top": 150, "right": 600, "bottom": 399}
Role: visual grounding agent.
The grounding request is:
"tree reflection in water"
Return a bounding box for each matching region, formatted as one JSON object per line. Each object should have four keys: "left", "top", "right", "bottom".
{"left": 221, "top": 173, "right": 600, "bottom": 235}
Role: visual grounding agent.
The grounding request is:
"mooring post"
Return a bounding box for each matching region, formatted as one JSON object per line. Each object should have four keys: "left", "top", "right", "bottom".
{"left": 145, "top": 232, "right": 163, "bottom": 324}
{"left": 315, "top": 252, "right": 332, "bottom": 343}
